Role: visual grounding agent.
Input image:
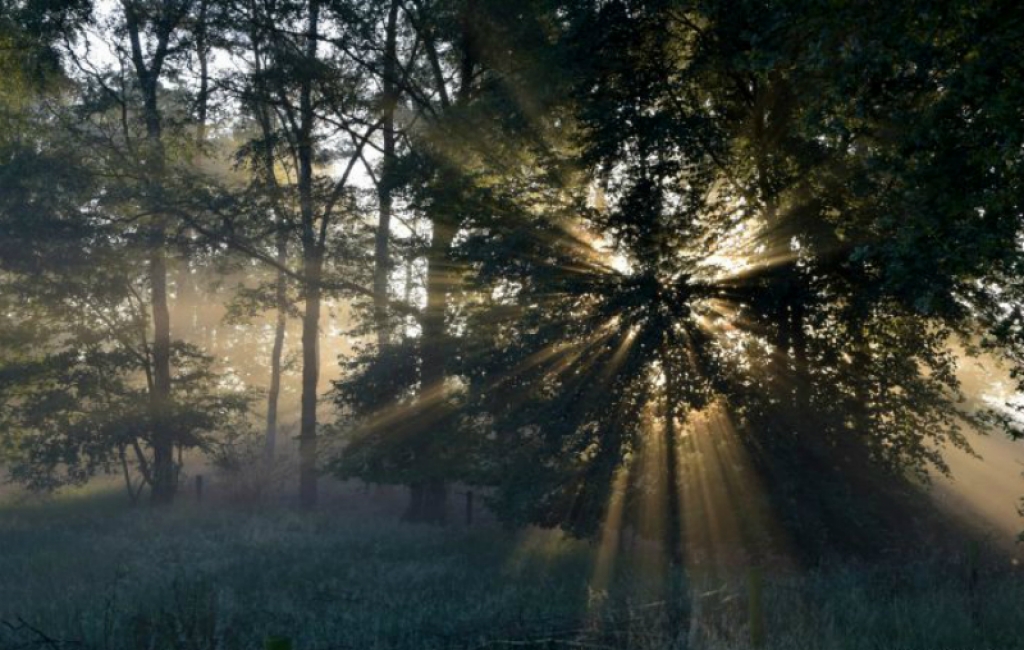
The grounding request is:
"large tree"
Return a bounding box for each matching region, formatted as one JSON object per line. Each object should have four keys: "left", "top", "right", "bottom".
{"left": 0, "top": 0, "right": 254, "bottom": 501}
{"left": 336, "top": 0, "right": 1024, "bottom": 554}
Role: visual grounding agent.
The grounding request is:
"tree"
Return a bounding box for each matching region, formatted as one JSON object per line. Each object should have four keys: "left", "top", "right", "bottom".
{"left": 0, "top": 0, "right": 258, "bottom": 504}
{"left": 2, "top": 0, "right": 1022, "bottom": 555}
{"left": 495, "top": 0, "right": 1024, "bottom": 551}
{"left": 116, "top": 0, "right": 199, "bottom": 504}
{"left": 208, "top": 0, "right": 384, "bottom": 507}
{"left": 338, "top": 0, "right": 1024, "bottom": 554}
{"left": 332, "top": 0, "right": 577, "bottom": 523}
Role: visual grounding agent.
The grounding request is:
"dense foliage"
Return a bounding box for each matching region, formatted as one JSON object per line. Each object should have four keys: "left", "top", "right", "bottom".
{"left": 1, "top": 0, "right": 1022, "bottom": 552}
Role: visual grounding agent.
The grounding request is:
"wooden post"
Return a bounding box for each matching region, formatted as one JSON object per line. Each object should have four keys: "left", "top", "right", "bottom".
{"left": 466, "top": 490, "right": 474, "bottom": 526}
{"left": 195, "top": 474, "right": 204, "bottom": 503}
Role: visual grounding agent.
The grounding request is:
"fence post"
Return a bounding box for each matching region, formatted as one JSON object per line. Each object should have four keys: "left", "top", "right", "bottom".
{"left": 195, "top": 474, "right": 204, "bottom": 503}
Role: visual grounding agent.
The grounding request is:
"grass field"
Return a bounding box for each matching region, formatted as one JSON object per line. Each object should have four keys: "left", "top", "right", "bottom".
{"left": 2, "top": 485, "right": 1024, "bottom": 650}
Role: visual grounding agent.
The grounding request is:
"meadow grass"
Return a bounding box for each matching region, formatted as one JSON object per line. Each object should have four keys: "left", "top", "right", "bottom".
{"left": 1, "top": 485, "right": 1023, "bottom": 650}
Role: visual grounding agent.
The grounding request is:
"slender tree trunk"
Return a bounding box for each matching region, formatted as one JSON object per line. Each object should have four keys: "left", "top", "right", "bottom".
{"left": 149, "top": 240, "right": 176, "bottom": 505}
{"left": 297, "top": 0, "right": 321, "bottom": 508}
{"left": 402, "top": 255, "right": 414, "bottom": 339}
{"left": 249, "top": 12, "right": 289, "bottom": 465}
{"left": 173, "top": 2, "right": 207, "bottom": 349}
{"left": 298, "top": 252, "right": 321, "bottom": 507}
{"left": 404, "top": 222, "right": 455, "bottom": 523}
{"left": 195, "top": 0, "right": 210, "bottom": 149}
{"left": 405, "top": 479, "right": 448, "bottom": 523}
{"left": 404, "top": 481, "right": 424, "bottom": 521}
{"left": 373, "top": 0, "right": 399, "bottom": 348}
{"left": 265, "top": 228, "right": 288, "bottom": 462}
{"left": 122, "top": 0, "right": 188, "bottom": 506}
{"left": 172, "top": 260, "right": 196, "bottom": 338}
{"left": 142, "top": 85, "right": 175, "bottom": 507}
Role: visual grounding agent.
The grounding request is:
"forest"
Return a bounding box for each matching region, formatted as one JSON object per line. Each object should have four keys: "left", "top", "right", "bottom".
{"left": 2, "top": 0, "right": 1024, "bottom": 648}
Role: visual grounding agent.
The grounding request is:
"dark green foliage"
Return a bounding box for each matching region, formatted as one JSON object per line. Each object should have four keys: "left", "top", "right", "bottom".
{"left": 0, "top": 326, "right": 252, "bottom": 491}
{"left": 330, "top": 0, "right": 1024, "bottom": 552}
{"left": 0, "top": 1, "right": 253, "bottom": 499}
{"left": 0, "top": 0, "right": 1021, "bottom": 547}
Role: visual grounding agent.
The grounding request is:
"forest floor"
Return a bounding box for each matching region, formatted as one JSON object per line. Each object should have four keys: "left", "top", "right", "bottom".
{"left": 2, "top": 483, "right": 1024, "bottom": 650}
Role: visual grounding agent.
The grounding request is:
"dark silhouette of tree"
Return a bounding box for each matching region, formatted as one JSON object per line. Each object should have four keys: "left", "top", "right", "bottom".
{"left": 334, "top": 0, "right": 1024, "bottom": 556}
{"left": 1, "top": 0, "right": 1022, "bottom": 555}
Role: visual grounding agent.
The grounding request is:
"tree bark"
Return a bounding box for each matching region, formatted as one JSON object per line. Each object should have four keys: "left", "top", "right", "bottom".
{"left": 248, "top": 10, "right": 289, "bottom": 465}
{"left": 266, "top": 227, "right": 288, "bottom": 463}
{"left": 402, "top": 0, "right": 478, "bottom": 523}
{"left": 149, "top": 241, "right": 176, "bottom": 505}
{"left": 404, "top": 221, "right": 455, "bottom": 523}
{"left": 403, "top": 479, "right": 448, "bottom": 524}
{"left": 373, "top": 0, "right": 400, "bottom": 348}
{"left": 298, "top": 253, "right": 321, "bottom": 507}
{"left": 297, "top": 0, "right": 321, "bottom": 508}
{"left": 123, "top": 0, "right": 185, "bottom": 506}
{"left": 194, "top": 0, "right": 210, "bottom": 150}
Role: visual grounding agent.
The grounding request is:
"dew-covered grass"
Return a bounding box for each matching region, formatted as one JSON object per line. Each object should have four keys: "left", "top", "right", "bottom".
{"left": 2, "top": 485, "right": 1023, "bottom": 649}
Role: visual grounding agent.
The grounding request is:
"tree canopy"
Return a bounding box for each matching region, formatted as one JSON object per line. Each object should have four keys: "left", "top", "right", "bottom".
{"left": 1, "top": 0, "right": 1022, "bottom": 554}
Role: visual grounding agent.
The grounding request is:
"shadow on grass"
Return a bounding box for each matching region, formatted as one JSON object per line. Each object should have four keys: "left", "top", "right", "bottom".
{"left": 1, "top": 487, "right": 1023, "bottom": 650}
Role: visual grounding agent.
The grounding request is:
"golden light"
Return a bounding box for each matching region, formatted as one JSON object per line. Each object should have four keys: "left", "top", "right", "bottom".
{"left": 574, "top": 211, "right": 805, "bottom": 604}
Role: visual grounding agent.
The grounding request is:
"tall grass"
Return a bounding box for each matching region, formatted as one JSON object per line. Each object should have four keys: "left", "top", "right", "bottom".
{"left": 1, "top": 487, "right": 1023, "bottom": 649}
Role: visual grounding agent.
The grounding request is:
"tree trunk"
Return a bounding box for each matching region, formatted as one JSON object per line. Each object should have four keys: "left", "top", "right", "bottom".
{"left": 404, "top": 481, "right": 424, "bottom": 521}
{"left": 249, "top": 12, "right": 288, "bottom": 465}
{"left": 194, "top": 0, "right": 210, "bottom": 150}
{"left": 297, "top": 0, "right": 321, "bottom": 508}
{"left": 123, "top": 0, "right": 188, "bottom": 506}
{"left": 298, "top": 257, "right": 320, "bottom": 507}
{"left": 142, "top": 85, "right": 175, "bottom": 506}
{"left": 401, "top": 0, "right": 478, "bottom": 523}
{"left": 265, "top": 228, "right": 288, "bottom": 463}
{"left": 404, "top": 221, "right": 455, "bottom": 523}
{"left": 373, "top": 0, "right": 399, "bottom": 348}
{"left": 149, "top": 241, "right": 176, "bottom": 505}
{"left": 403, "top": 479, "right": 448, "bottom": 524}
{"left": 172, "top": 259, "right": 196, "bottom": 339}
